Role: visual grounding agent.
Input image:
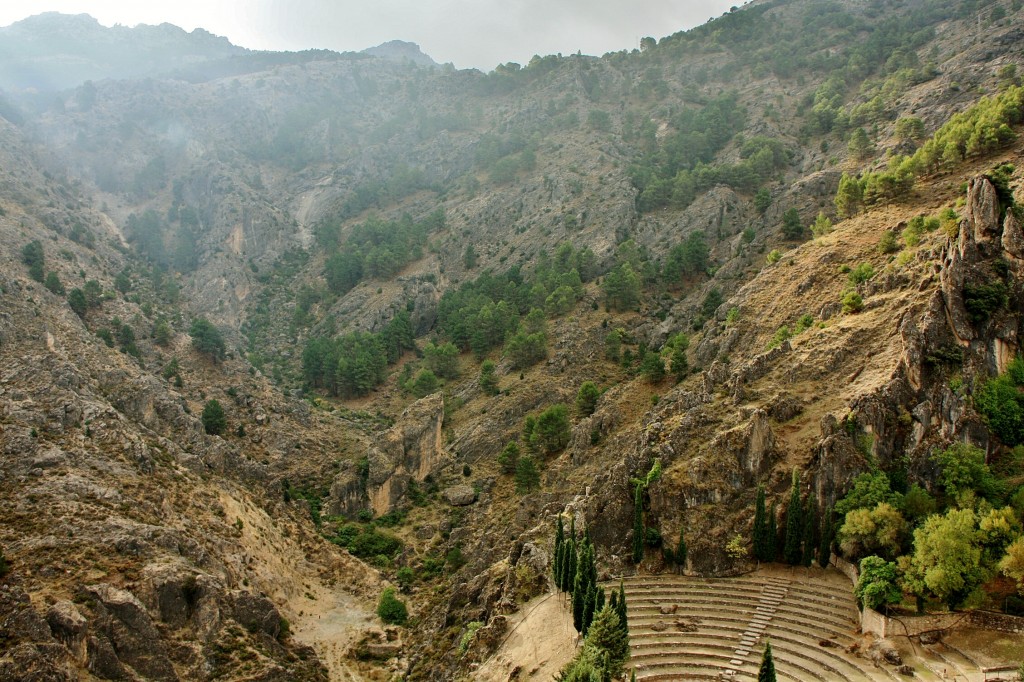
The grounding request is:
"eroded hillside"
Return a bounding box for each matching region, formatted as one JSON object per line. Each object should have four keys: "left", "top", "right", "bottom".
{"left": 1, "top": 1, "right": 1024, "bottom": 680}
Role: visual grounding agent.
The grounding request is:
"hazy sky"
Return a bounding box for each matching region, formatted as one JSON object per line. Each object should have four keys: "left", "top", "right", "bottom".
{"left": 0, "top": 0, "right": 740, "bottom": 70}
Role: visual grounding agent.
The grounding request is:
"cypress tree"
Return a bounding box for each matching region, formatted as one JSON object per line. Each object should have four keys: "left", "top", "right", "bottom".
{"left": 554, "top": 516, "right": 565, "bottom": 588}
{"left": 582, "top": 583, "right": 597, "bottom": 635}
{"left": 766, "top": 501, "right": 778, "bottom": 562}
{"left": 572, "top": 541, "right": 591, "bottom": 633}
{"left": 572, "top": 562, "right": 585, "bottom": 633}
{"left": 758, "top": 641, "right": 777, "bottom": 682}
{"left": 595, "top": 587, "right": 606, "bottom": 613}
{"left": 783, "top": 469, "right": 803, "bottom": 565}
{"left": 818, "top": 505, "right": 834, "bottom": 568}
{"left": 585, "top": 535, "right": 597, "bottom": 588}
{"left": 801, "top": 498, "right": 818, "bottom": 567}
{"left": 632, "top": 483, "right": 644, "bottom": 564}
{"left": 616, "top": 581, "right": 629, "bottom": 643}
{"left": 753, "top": 485, "right": 767, "bottom": 561}
{"left": 676, "top": 525, "right": 688, "bottom": 573}
{"left": 561, "top": 535, "right": 577, "bottom": 595}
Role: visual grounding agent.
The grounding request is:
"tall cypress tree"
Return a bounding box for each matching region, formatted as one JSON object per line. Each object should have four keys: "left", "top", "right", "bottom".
{"left": 572, "top": 541, "right": 591, "bottom": 633}
{"left": 758, "top": 641, "right": 777, "bottom": 682}
{"left": 582, "top": 583, "right": 597, "bottom": 635}
{"left": 818, "top": 505, "right": 834, "bottom": 568}
{"left": 753, "top": 485, "right": 767, "bottom": 561}
{"left": 616, "top": 580, "right": 629, "bottom": 643}
{"left": 632, "top": 483, "right": 644, "bottom": 564}
{"left": 561, "top": 535, "right": 577, "bottom": 595}
{"left": 801, "top": 498, "right": 818, "bottom": 567}
{"left": 676, "top": 525, "right": 688, "bottom": 573}
{"left": 572, "top": 560, "right": 585, "bottom": 633}
{"left": 553, "top": 516, "right": 565, "bottom": 588}
{"left": 766, "top": 501, "right": 778, "bottom": 562}
{"left": 783, "top": 469, "right": 803, "bottom": 565}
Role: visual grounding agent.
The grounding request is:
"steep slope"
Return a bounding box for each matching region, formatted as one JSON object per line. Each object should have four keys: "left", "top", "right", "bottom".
{"left": 0, "top": 118, "right": 385, "bottom": 680}
{"left": 1, "top": 1, "right": 1023, "bottom": 680}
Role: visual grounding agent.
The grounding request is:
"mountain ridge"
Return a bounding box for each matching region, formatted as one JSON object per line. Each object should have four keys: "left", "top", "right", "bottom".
{"left": 1, "top": 0, "right": 1023, "bottom": 680}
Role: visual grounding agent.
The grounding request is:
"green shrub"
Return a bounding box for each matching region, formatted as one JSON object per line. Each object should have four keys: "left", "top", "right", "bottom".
{"left": 766, "top": 249, "right": 782, "bottom": 264}
{"left": 21, "top": 240, "right": 44, "bottom": 282}
{"left": 377, "top": 587, "right": 408, "bottom": 625}
{"left": 576, "top": 381, "right": 600, "bottom": 416}
{"left": 529, "top": 404, "right": 570, "bottom": 454}
{"left": 963, "top": 281, "right": 1008, "bottom": 323}
{"left": 459, "top": 621, "right": 484, "bottom": 654}
{"left": 878, "top": 231, "right": 899, "bottom": 254}
{"left": 347, "top": 527, "right": 402, "bottom": 560}
{"left": 848, "top": 263, "right": 875, "bottom": 285}
{"left": 201, "top": 399, "right": 227, "bottom": 435}
{"left": 841, "top": 290, "right": 864, "bottom": 313}
{"left": 767, "top": 326, "right": 791, "bottom": 350}
{"left": 976, "top": 358, "right": 1024, "bottom": 446}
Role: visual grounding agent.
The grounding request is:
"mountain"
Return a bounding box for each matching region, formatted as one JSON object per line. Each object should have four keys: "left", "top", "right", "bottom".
{"left": 0, "top": 12, "right": 245, "bottom": 90}
{"left": 1, "top": 1, "right": 1024, "bottom": 680}
{"left": 362, "top": 40, "right": 439, "bottom": 67}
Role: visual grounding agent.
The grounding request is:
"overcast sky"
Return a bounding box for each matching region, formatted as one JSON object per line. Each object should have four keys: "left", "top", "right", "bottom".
{"left": 0, "top": 0, "right": 740, "bottom": 70}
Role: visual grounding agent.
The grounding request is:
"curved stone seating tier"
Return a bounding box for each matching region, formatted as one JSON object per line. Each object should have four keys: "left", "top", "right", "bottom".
{"left": 629, "top": 635, "right": 884, "bottom": 682}
{"left": 611, "top": 570, "right": 898, "bottom": 682}
{"left": 623, "top": 577, "right": 859, "bottom": 618}
{"left": 626, "top": 593, "right": 858, "bottom": 633}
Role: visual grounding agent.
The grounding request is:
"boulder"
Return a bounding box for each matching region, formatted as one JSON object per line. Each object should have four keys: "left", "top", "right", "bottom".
{"left": 443, "top": 484, "right": 477, "bottom": 506}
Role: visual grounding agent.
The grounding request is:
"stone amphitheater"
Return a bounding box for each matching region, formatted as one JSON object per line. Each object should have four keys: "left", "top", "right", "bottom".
{"left": 620, "top": 567, "right": 998, "bottom": 682}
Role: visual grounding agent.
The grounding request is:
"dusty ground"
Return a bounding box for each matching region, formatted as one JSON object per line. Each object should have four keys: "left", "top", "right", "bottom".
{"left": 945, "top": 626, "right": 1024, "bottom": 671}
{"left": 474, "top": 592, "right": 577, "bottom": 682}
{"left": 292, "top": 583, "right": 377, "bottom": 682}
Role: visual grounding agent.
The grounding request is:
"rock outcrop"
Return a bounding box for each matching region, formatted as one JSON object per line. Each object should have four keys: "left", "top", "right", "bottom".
{"left": 330, "top": 393, "right": 450, "bottom": 516}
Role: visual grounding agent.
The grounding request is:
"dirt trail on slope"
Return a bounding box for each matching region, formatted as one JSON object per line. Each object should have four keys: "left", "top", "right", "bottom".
{"left": 474, "top": 592, "right": 577, "bottom": 681}
{"left": 292, "top": 581, "right": 376, "bottom": 682}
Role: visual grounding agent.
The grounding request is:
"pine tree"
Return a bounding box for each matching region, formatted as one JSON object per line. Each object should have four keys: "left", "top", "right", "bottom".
{"left": 554, "top": 516, "right": 565, "bottom": 588}
{"left": 801, "top": 498, "right": 818, "bottom": 567}
{"left": 753, "top": 485, "right": 767, "bottom": 562}
{"left": 676, "top": 525, "right": 688, "bottom": 573}
{"left": 758, "top": 641, "right": 777, "bottom": 682}
{"left": 783, "top": 469, "right": 803, "bottom": 565}
{"left": 584, "top": 607, "right": 630, "bottom": 680}
{"left": 632, "top": 484, "right": 644, "bottom": 564}
{"left": 766, "top": 501, "right": 778, "bottom": 562}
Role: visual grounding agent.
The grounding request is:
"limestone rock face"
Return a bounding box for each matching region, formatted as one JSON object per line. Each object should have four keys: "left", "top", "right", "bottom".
{"left": 86, "top": 583, "right": 179, "bottom": 681}
{"left": 330, "top": 393, "right": 449, "bottom": 516}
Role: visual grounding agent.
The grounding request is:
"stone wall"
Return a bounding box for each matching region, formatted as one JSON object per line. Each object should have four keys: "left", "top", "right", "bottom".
{"left": 881, "top": 612, "right": 966, "bottom": 639}
{"left": 829, "top": 552, "right": 1024, "bottom": 637}
{"left": 968, "top": 610, "right": 1024, "bottom": 635}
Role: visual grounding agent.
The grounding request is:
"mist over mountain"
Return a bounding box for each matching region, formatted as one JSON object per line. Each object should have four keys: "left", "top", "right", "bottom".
{"left": 1, "top": 1, "right": 1024, "bottom": 681}
{"left": 0, "top": 12, "right": 245, "bottom": 90}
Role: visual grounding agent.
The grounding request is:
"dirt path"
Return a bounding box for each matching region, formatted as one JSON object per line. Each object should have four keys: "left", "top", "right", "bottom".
{"left": 292, "top": 581, "right": 375, "bottom": 682}
{"left": 474, "top": 592, "right": 577, "bottom": 681}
